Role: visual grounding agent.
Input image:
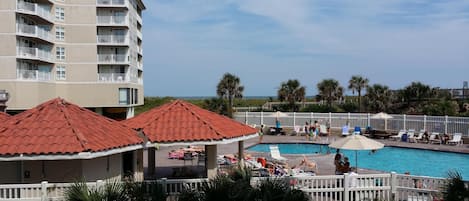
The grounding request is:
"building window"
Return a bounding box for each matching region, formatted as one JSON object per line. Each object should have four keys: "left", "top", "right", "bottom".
{"left": 55, "top": 26, "right": 64, "bottom": 40}
{"left": 55, "top": 7, "right": 65, "bottom": 21}
{"left": 119, "top": 88, "right": 130, "bottom": 105}
{"left": 56, "top": 47, "right": 65, "bottom": 60}
{"left": 56, "top": 66, "right": 66, "bottom": 80}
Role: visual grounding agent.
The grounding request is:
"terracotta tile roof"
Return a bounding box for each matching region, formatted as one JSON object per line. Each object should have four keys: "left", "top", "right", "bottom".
{"left": 0, "top": 112, "right": 9, "bottom": 121}
{"left": 124, "top": 100, "right": 258, "bottom": 143}
{"left": 0, "top": 98, "right": 143, "bottom": 156}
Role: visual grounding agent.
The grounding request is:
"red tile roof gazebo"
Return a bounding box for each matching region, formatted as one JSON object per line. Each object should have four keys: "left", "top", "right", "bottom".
{"left": 0, "top": 98, "right": 143, "bottom": 160}
{"left": 124, "top": 99, "right": 259, "bottom": 178}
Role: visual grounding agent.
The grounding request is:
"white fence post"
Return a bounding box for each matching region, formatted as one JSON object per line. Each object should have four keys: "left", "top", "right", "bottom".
{"left": 329, "top": 112, "right": 332, "bottom": 127}
{"left": 445, "top": 115, "right": 448, "bottom": 134}
{"left": 344, "top": 173, "right": 350, "bottom": 201}
{"left": 161, "top": 178, "right": 167, "bottom": 194}
{"left": 424, "top": 115, "right": 427, "bottom": 131}
{"left": 245, "top": 111, "right": 248, "bottom": 124}
{"left": 41, "top": 181, "right": 48, "bottom": 201}
{"left": 403, "top": 114, "right": 407, "bottom": 130}
{"left": 367, "top": 113, "right": 370, "bottom": 127}
{"left": 390, "top": 172, "right": 397, "bottom": 201}
{"left": 260, "top": 111, "right": 263, "bottom": 125}
{"left": 293, "top": 112, "right": 296, "bottom": 127}
{"left": 96, "top": 180, "right": 104, "bottom": 191}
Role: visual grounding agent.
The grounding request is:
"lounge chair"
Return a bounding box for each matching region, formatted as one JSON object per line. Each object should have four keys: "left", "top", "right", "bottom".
{"left": 448, "top": 133, "right": 463, "bottom": 145}
{"left": 353, "top": 126, "right": 361, "bottom": 135}
{"left": 342, "top": 125, "right": 350, "bottom": 136}
{"left": 269, "top": 145, "right": 287, "bottom": 161}
{"left": 319, "top": 124, "right": 328, "bottom": 136}
{"left": 429, "top": 132, "right": 441, "bottom": 144}
{"left": 409, "top": 129, "right": 425, "bottom": 143}
{"left": 390, "top": 130, "right": 406, "bottom": 141}
{"left": 406, "top": 129, "right": 415, "bottom": 142}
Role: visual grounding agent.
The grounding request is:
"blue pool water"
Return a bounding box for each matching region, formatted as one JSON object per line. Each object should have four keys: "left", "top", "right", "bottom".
{"left": 248, "top": 143, "right": 469, "bottom": 180}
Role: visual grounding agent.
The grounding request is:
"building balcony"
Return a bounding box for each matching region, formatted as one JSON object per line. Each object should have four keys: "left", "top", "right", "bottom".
{"left": 16, "top": 23, "right": 53, "bottom": 43}
{"left": 16, "top": 46, "right": 53, "bottom": 63}
{"left": 98, "top": 72, "right": 129, "bottom": 82}
{"left": 97, "top": 15, "right": 128, "bottom": 26}
{"left": 16, "top": 0, "right": 53, "bottom": 23}
{"left": 96, "top": 0, "right": 128, "bottom": 7}
{"left": 97, "top": 34, "right": 128, "bottom": 45}
{"left": 97, "top": 54, "right": 128, "bottom": 64}
{"left": 16, "top": 69, "right": 52, "bottom": 81}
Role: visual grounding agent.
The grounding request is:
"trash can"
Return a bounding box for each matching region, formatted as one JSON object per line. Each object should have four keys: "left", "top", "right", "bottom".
{"left": 401, "top": 133, "right": 408, "bottom": 142}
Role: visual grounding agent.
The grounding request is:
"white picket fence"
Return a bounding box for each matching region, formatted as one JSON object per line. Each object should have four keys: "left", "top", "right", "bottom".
{"left": 0, "top": 173, "right": 447, "bottom": 201}
{"left": 235, "top": 112, "right": 469, "bottom": 136}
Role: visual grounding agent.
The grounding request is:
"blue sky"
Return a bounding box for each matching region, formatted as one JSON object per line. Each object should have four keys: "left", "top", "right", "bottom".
{"left": 142, "top": 0, "right": 469, "bottom": 97}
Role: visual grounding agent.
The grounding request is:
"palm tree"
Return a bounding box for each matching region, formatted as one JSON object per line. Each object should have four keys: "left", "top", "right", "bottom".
{"left": 366, "top": 84, "right": 392, "bottom": 112}
{"left": 399, "top": 82, "right": 432, "bottom": 106}
{"left": 277, "top": 79, "right": 306, "bottom": 112}
{"left": 348, "top": 75, "right": 369, "bottom": 112}
{"left": 216, "top": 73, "right": 244, "bottom": 117}
{"left": 317, "top": 79, "right": 343, "bottom": 110}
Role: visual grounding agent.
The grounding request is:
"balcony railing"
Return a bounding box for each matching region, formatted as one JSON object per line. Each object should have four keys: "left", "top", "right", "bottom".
{"left": 17, "top": 46, "right": 53, "bottom": 62}
{"left": 16, "top": 0, "right": 53, "bottom": 22}
{"left": 97, "top": 0, "right": 126, "bottom": 6}
{"left": 97, "top": 15, "right": 127, "bottom": 26}
{"left": 98, "top": 54, "right": 128, "bottom": 63}
{"left": 98, "top": 73, "right": 129, "bottom": 82}
{"left": 17, "top": 69, "right": 51, "bottom": 81}
{"left": 97, "top": 35, "right": 127, "bottom": 44}
{"left": 17, "top": 23, "right": 53, "bottom": 42}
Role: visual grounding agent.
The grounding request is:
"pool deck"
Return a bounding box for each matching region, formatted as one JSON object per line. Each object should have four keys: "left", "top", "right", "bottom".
{"left": 152, "top": 131, "right": 469, "bottom": 179}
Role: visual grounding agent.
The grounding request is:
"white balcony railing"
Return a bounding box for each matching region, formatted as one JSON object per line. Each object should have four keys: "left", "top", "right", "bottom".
{"left": 17, "top": 69, "right": 51, "bottom": 81}
{"left": 97, "top": 0, "right": 126, "bottom": 6}
{"left": 16, "top": 0, "right": 53, "bottom": 22}
{"left": 98, "top": 54, "right": 128, "bottom": 63}
{"left": 17, "top": 23, "right": 53, "bottom": 42}
{"left": 17, "top": 46, "right": 53, "bottom": 62}
{"left": 97, "top": 15, "right": 127, "bottom": 26}
{"left": 98, "top": 73, "right": 129, "bottom": 82}
{"left": 97, "top": 35, "right": 127, "bottom": 44}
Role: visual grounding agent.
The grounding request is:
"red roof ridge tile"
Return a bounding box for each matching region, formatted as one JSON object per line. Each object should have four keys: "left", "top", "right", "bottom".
{"left": 58, "top": 100, "right": 90, "bottom": 151}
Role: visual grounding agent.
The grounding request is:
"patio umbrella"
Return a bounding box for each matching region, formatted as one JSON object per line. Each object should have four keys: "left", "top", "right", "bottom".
{"left": 371, "top": 112, "right": 393, "bottom": 131}
{"left": 328, "top": 134, "right": 384, "bottom": 173}
{"left": 269, "top": 111, "right": 289, "bottom": 118}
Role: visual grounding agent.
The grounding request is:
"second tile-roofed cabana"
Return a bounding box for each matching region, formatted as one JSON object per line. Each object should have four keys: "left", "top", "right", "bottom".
{"left": 124, "top": 99, "right": 258, "bottom": 178}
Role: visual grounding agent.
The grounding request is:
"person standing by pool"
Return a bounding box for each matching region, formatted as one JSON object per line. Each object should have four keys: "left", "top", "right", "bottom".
{"left": 258, "top": 124, "right": 264, "bottom": 143}
{"left": 334, "top": 149, "right": 344, "bottom": 174}
{"left": 304, "top": 121, "right": 310, "bottom": 139}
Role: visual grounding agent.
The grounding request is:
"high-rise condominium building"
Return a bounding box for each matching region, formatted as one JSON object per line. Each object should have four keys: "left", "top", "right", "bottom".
{"left": 0, "top": 0, "right": 145, "bottom": 119}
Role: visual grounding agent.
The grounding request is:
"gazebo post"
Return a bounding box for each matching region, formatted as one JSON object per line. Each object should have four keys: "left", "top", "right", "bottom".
{"left": 206, "top": 145, "right": 218, "bottom": 179}
{"left": 147, "top": 147, "right": 156, "bottom": 177}
{"left": 238, "top": 141, "right": 244, "bottom": 168}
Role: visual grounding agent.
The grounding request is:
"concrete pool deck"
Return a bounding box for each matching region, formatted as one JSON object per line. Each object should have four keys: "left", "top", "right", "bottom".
{"left": 152, "top": 132, "right": 469, "bottom": 179}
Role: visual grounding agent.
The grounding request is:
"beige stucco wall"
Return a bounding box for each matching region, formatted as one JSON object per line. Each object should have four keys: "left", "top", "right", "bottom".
{"left": 0, "top": 81, "right": 143, "bottom": 109}
{"left": 0, "top": 35, "right": 16, "bottom": 56}
{"left": 0, "top": 58, "right": 17, "bottom": 79}
{"left": 82, "top": 154, "right": 122, "bottom": 181}
{"left": 59, "top": 4, "right": 96, "bottom": 24}
{"left": 0, "top": 0, "right": 16, "bottom": 10}
{"left": 66, "top": 25, "right": 97, "bottom": 44}
{"left": 0, "top": 13, "right": 15, "bottom": 33}
{"left": 66, "top": 63, "right": 98, "bottom": 82}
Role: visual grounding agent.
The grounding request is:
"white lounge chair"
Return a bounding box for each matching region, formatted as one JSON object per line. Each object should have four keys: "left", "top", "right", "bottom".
{"left": 342, "top": 125, "right": 350, "bottom": 136}
{"left": 429, "top": 132, "right": 441, "bottom": 144}
{"left": 448, "top": 133, "right": 463, "bottom": 145}
{"left": 390, "top": 130, "right": 406, "bottom": 141}
{"left": 406, "top": 129, "right": 415, "bottom": 142}
{"left": 409, "top": 129, "right": 425, "bottom": 143}
{"left": 269, "top": 145, "right": 287, "bottom": 161}
{"left": 319, "top": 124, "right": 328, "bottom": 136}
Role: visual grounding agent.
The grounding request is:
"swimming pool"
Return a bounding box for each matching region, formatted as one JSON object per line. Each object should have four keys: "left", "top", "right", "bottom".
{"left": 248, "top": 143, "right": 469, "bottom": 180}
